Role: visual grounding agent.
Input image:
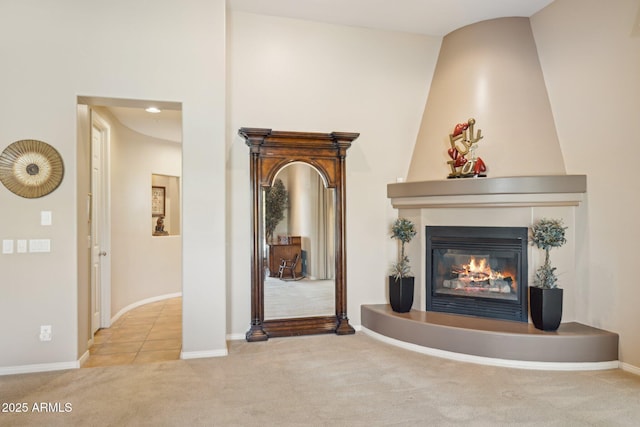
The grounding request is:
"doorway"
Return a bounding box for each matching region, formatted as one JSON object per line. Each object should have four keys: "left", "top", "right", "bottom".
{"left": 77, "top": 96, "right": 183, "bottom": 365}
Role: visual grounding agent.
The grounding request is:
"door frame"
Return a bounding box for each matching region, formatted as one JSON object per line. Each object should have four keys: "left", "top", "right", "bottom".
{"left": 91, "top": 110, "right": 112, "bottom": 330}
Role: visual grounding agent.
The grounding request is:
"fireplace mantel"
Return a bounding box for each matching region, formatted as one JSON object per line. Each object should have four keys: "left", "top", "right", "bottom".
{"left": 388, "top": 175, "right": 586, "bottom": 209}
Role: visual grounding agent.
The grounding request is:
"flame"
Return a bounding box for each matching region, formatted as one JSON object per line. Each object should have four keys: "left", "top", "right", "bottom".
{"left": 459, "top": 256, "right": 517, "bottom": 292}
{"left": 463, "top": 256, "right": 501, "bottom": 279}
{"left": 467, "top": 257, "right": 488, "bottom": 274}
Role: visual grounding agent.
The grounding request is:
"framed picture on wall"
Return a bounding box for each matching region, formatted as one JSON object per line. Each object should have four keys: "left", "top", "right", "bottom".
{"left": 152, "top": 186, "right": 166, "bottom": 217}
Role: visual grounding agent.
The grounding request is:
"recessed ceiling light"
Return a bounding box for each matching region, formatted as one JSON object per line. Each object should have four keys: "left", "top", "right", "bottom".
{"left": 145, "top": 107, "right": 161, "bottom": 113}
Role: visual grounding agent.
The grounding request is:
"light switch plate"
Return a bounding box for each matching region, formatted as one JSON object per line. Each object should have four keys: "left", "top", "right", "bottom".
{"left": 17, "top": 240, "right": 27, "bottom": 253}
{"left": 29, "top": 239, "right": 51, "bottom": 253}
{"left": 2, "top": 240, "right": 14, "bottom": 254}
{"left": 41, "top": 211, "right": 52, "bottom": 226}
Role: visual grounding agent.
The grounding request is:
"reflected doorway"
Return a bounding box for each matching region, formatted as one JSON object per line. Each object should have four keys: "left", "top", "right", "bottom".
{"left": 264, "top": 162, "right": 335, "bottom": 320}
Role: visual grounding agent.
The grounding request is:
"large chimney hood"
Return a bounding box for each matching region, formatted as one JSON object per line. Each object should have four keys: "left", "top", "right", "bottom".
{"left": 407, "top": 17, "right": 565, "bottom": 181}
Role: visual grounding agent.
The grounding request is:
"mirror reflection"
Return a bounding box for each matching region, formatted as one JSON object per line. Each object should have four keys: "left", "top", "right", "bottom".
{"left": 263, "top": 162, "right": 335, "bottom": 320}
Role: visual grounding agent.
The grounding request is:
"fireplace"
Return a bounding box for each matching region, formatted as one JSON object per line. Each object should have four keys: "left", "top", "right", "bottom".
{"left": 426, "top": 226, "right": 528, "bottom": 322}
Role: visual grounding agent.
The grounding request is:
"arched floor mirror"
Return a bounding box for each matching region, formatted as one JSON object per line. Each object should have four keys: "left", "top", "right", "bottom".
{"left": 239, "top": 128, "right": 359, "bottom": 341}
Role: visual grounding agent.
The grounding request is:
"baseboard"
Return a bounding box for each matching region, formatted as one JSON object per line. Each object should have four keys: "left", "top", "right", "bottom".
{"left": 78, "top": 350, "right": 90, "bottom": 367}
{"left": 226, "top": 333, "right": 246, "bottom": 341}
{"left": 180, "top": 349, "right": 228, "bottom": 359}
{"left": 111, "top": 292, "right": 182, "bottom": 324}
{"left": 0, "top": 360, "right": 79, "bottom": 376}
{"left": 362, "top": 327, "right": 620, "bottom": 371}
{"left": 620, "top": 362, "right": 640, "bottom": 376}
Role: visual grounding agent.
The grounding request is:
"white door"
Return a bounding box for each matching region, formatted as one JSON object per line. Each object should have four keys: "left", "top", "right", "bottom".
{"left": 90, "top": 112, "right": 111, "bottom": 334}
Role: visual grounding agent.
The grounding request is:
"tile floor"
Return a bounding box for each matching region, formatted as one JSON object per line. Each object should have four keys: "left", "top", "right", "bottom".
{"left": 82, "top": 297, "right": 182, "bottom": 368}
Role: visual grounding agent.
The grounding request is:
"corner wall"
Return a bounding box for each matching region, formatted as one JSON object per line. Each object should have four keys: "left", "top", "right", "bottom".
{"left": 531, "top": 0, "right": 640, "bottom": 368}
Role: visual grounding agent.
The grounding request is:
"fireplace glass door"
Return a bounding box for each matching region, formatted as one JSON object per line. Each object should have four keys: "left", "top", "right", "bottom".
{"left": 426, "top": 226, "right": 528, "bottom": 322}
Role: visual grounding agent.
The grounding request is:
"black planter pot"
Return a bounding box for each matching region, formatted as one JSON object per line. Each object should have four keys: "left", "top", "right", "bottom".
{"left": 529, "top": 286, "right": 563, "bottom": 331}
{"left": 389, "top": 276, "right": 414, "bottom": 313}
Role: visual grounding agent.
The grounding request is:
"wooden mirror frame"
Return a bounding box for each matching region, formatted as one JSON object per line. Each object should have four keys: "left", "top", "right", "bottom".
{"left": 239, "top": 128, "right": 359, "bottom": 341}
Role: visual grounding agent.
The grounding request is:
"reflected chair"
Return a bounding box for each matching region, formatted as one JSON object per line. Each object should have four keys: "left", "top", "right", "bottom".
{"left": 278, "top": 253, "right": 299, "bottom": 280}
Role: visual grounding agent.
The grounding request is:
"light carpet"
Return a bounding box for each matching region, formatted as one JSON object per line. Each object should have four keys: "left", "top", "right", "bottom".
{"left": 264, "top": 277, "right": 334, "bottom": 319}
{"left": 1, "top": 333, "right": 639, "bottom": 426}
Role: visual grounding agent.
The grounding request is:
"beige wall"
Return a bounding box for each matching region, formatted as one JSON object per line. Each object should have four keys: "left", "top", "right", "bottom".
{"left": 0, "top": 0, "right": 226, "bottom": 370}
{"left": 531, "top": 0, "right": 640, "bottom": 368}
{"left": 226, "top": 11, "right": 441, "bottom": 335}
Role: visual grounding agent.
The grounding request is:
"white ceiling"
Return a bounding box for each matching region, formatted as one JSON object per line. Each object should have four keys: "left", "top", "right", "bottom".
{"left": 108, "top": 107, "right": 183, "bottom": 143}
{"left": 78, "top": 96, "right": 183, "bottom": 144}
{"left": 228, "top": 0, "right": 555, "bottom": 37}
{"left": 102, "top": 0, "right": 555, "bottom": 141}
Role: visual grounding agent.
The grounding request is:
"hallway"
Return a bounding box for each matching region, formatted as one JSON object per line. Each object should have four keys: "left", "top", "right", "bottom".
{"left": 83, "top": 297, "right": 182, "bottom": 368}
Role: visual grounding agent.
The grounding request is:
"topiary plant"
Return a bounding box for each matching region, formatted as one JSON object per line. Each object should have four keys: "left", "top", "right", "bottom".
{"left": 530, "top": 218, "right": 567, "bottom": 288}
{"left": 390, "top": 218, "right": 417, "bottom": 281}
{"left": 264, "top": 178, "right": 288, "bottom": 243}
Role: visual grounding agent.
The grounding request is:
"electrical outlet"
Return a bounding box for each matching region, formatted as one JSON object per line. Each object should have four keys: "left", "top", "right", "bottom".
{"left": 40, "top": 325, "right": 52, "bottom": 341}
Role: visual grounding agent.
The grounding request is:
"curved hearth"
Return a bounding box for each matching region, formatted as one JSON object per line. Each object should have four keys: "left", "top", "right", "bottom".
{"left": 361, "top": 304, "right": 619, "bottom": 370}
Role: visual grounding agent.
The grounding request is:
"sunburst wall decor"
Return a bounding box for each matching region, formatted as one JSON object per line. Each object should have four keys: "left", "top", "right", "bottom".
{"left": 0, "top": 139, "right": 64, "bottom": 198}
